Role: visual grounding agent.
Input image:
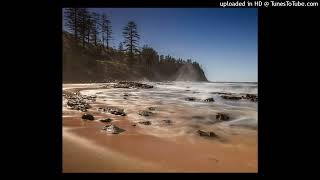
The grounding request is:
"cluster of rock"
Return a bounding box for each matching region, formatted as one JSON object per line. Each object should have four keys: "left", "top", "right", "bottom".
{"left": 210, "top": 92, "right": 258, "bottom": 102}
{"left": 99, "top": 106, "right": 127, "bottom": 116}
{"left": 242, "top": 94, "right": 258, "bottom": 102}
{"left": 64, "top": 93, "right": 96, "bottom": 112}
{"left": 185, "top": 97, "right": 215, "bottom": 102}
{"left": 111, "top": 81, "right": 154, "bottom": 89}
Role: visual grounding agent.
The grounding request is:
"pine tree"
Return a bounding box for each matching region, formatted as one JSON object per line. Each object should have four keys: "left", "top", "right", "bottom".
{"left": 122, "top": 21, "right": 140, "bottom": 57}
{"left": 90, "top": 12, "right": 100, "bottom": 46}
{"left": 101, "top": 14, "right": 112, "bottom": 49}
{"left": 118, "top": 42, "right": 124, "bottom": 51}
{"left": 77, "top": 8, "right": 90, "bottom": 47}
{"left": 64, "top": 8, "right": 79, "bottom": 39}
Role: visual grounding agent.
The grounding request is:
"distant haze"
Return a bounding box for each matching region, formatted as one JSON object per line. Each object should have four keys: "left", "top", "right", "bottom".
{"left": 63, "top": 8, "right": 257, "bottom": 82}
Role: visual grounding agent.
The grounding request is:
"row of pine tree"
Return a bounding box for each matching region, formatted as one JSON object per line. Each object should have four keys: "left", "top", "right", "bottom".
{"left": 63, "top": 8, "right": 205, "bottom": 75}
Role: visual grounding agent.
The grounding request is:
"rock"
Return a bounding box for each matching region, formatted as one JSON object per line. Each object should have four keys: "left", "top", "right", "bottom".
{"left": 113, "top": 81, "right": 153, "bottom": 89}
{"left": 148, "top": 107, "right": 156, "bottom": 111}
{"left": 123, "top": 93, "right": 129, "bottom": 96}
{"left": 138, "top": 110, "right": 153, "bottom": 116}
{"left": 82, "top": 113, "right": 94, "bottom": 120}
{"left": 138, "top": 121, "right": 151, "bottom": 125}
{"left": 197, "top": 130, "right": 218, "bottom": 138}
{"left": 244, "top": 94, "right": 258, "bottom": 102}
{"left": 132, "top": 124, "right": 137, "bottom": 126}
{"left": 105, "top": 107, "right": 126, "bottom": 116}
{"left": 221, "top": 95, "right": 242, "bottom": 100}
{"left": 101, "top": 124, "right": 125, "bottom": 134}
{"left": 211, "top": 92, "right": 232, "bottom": 95}
{"left": 204, "top": 97, "right": 215, "bottom": 102}
{"left": 162, "top": 119, "right": 172, "bottom": 124}
{"left": 216, "top": 113, "right": 230, "bottom": 121}
{"left": 99, "top": 118, "right": 112, "bottom": 123}
{"left": 185, "top": 97, "right": 196, "bottom": 101}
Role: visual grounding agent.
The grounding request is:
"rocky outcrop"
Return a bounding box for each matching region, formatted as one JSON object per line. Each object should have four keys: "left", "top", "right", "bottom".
{"left": 112, "top": 81, "right": 153, "bottom": 89}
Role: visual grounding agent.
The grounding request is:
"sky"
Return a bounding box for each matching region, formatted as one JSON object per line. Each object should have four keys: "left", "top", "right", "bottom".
{"left": 64, "top": 8, "right": 257, "bottom": 82}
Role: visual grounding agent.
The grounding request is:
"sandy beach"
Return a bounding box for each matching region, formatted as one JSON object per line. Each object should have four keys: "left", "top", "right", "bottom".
{"left": 63, "top": 82, "right": 257, "bottom": 173}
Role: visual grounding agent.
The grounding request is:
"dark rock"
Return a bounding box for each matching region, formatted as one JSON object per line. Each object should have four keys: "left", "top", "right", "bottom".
{"left": 197, "top": 130, "right": 218, "bottom": 138}
{"left": 113, "top": 81, "right": 153, "bottom": 89}
{"left": 132, "top": 124, "right": 137, "bottom": 126}
{"left": 138, "top": 110, "right": 153, "bottom": 116}
{"left": 185, "top": 97, "right": 196, "bottom": 101}
{"left": 221, "top": 95, "right": 242, "bottom": 100}
{"left": 148, "top": 107, "right": 156, "bottom": 111}
{"left": 162, "top": 119, "right": 172, "bottom": 124}
{"left": 105, "top": 107, "right": 125, "bottom": 116}
{"left": 99, "top": 118, "right": 112, "bottom": 123}
{"left": 204, "top": 97, "right": 215, "bottom": 102}
{"left": 211, "top": 92, "right": 232, "bottom": 95}
{"left": 101, "top": 124, "right": 125, "bottom": 134}
{"left": 115, "top": 111, "right": 122, "bottom": 115}
{"left": 123, "top": 93, "right": 129, "bottom": 96}
{"left": 138, "top": 121, "right": 151, "bottom": 125}
{"left": 82, "top": 113, "right": 94, "bottom": 120}
{"left": 216, "top": 113, "right": 230, "bottom": 121}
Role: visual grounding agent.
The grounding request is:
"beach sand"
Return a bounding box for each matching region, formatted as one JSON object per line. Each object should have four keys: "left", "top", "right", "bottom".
{"left": 62, "top": 84, "right": 257, "bottom": 173}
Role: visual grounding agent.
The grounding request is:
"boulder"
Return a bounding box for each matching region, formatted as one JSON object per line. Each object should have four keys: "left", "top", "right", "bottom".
{"left": 197, "top": 130, "right": 218, "bottom": 138}
{"left": 185, "top": 97, "right": 196, "bottom": 101}
{"left": 162, "top": 119, "right": 172, "bottom": 124}
{"left": 138, "top": 121, "right": 151, "bottom": 125}
{"left": 101, "top": 124, "right": 125, "bottom": 134}
{"left": 221, "top": 95, "right": 242, "bottom": 100}
{"left": 148, "top": 107, "right": 156, "bottom": 111}
{"left": 216, "top": 113, "right": 230, "bottom": 121}
{"left": 204, "top": 98, "right": 215, "bottom": 102}
{"left": 99, "top": 118, "right": 112, "bottom": 123}
{"left": 82, "top": 113, "right": 94, "bottom": 120}
{"left": 138, "top": 110, "right": 153, "bottom": 116}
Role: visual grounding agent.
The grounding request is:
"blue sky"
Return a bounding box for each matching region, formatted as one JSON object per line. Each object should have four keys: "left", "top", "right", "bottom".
{"left": 63, "top": 8, "right": 257, "bottom": 82}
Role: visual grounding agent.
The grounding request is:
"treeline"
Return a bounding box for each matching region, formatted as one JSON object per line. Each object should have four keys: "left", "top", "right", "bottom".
{"left": 63, "top": 8, "right": 206, "bottom": 81}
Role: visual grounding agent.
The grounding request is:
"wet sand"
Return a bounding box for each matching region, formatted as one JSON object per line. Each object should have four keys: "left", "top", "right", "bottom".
{"left": 63, "top": 83, "right": 257, "bottom": 173}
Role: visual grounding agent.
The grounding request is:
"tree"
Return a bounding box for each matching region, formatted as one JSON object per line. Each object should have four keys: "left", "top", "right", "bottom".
{"left": 64, "top": 8, "right": 79, "bottom": 39}
{"left": 77, "top": 8, "right": 90, "bottom": 47}
{"left": 122, "top": 21, "right": 140, "bottom": 57}
{"left": 118, "top": 42, "right": 124, "bottom": 51}
{"left": 90, "top": 12, "right": 100, "bottom": 46}
{"left": 141, "top": 45, "right": 158, "bottom": 69}
{"left": 101, "top": 14, "right": 112, "bottom": 49}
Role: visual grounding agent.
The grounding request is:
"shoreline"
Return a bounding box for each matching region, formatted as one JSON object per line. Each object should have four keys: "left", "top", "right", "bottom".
{"left": 63, "top": 82, "right": 257, "bottom": 172}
